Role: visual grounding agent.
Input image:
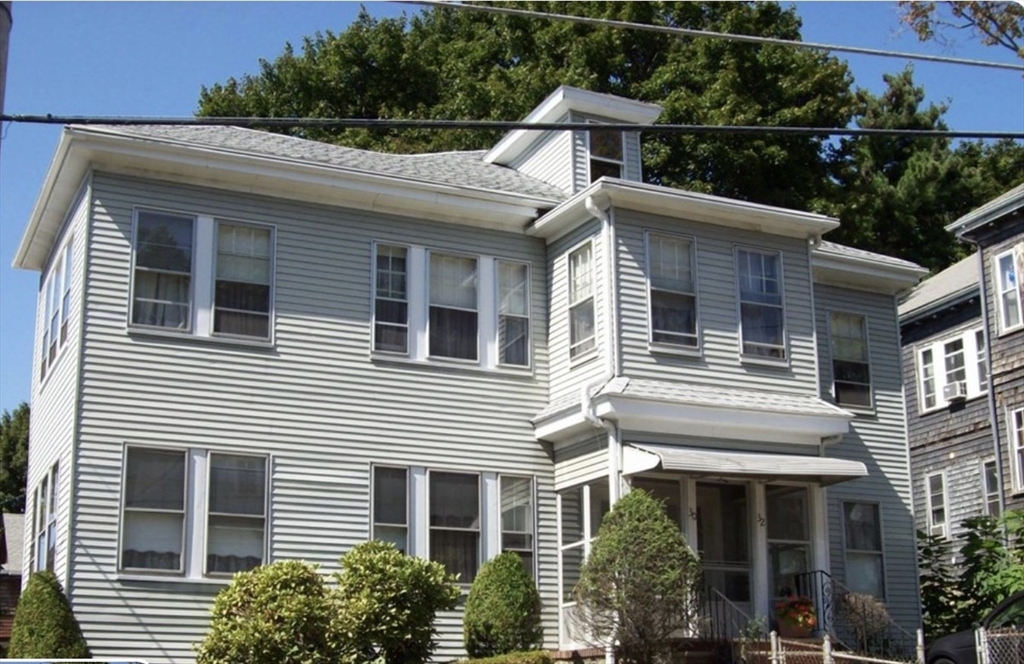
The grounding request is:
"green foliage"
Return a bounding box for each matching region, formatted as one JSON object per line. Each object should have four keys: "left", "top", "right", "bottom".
{"left": 0, "top": 402, "right": 30, "bottom": 514}
{"left": 332, "top": 540, "right": 461, "bottom": 664}
{"left": 464, "top": 552, "right": 542, "bottom": 658}
{"left": 898, "top": 1, "right": 1023, "bottom": 60}
{"left": 918, "top": 509, "right": 1024, "bottom": 639}
{"left": 575, "top": 489, "right": 701, "bottom": 664}
{"left": 195, "top": 560, "right": 337, "bottom": 664}
{"left": 7, "top": 570, "right": 91, "bottom": 658}
{"left": 465, "top": 650, "right": 553, "bottom": 664}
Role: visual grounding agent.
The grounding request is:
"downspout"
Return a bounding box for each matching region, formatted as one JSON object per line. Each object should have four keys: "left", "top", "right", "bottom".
{"left": 962, "top": 237, "right": 1008, "bottom": 515}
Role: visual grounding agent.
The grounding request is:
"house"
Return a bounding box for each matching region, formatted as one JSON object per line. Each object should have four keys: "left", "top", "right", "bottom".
{"left": 0, "top": 512, "right": 25, "bottom": 651}
{"left": 13, "top": 86, "right": 927, "bottom": 663}
{"left": 899, "top": 185, "right": 1024, "bottom": 542}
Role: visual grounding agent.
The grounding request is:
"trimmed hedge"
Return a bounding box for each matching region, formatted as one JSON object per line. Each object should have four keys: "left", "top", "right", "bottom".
{"left": 464, "top": 552, "right": 542, "bottom": 657}
{"left": 467, "top": 649, "right": 553, "bottom": 664}
{"left": 7, "top": 570, "right": 91, "bottom": 658}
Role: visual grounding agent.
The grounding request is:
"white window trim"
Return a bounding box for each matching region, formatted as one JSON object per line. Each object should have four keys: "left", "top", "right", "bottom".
{"left": 981, "top": 458, "right": 1001, "bottom": 517}
{"left": 827, "top": 310, "right": 873, "bottom": 410}
{"left": 645, "top": 229, "right": 700, "bottom": 354}
{"left": 117, "top": 443, "right": 270, "bottom": 579}
{"left": 31, "top": 463, "right": 58, "bottom": 573}
{"left": 203, "top": 452, "right": 270, "bottom": 578}
{"left": 925, "top": 471, "right": 949, "bottom": 539}
{"left": 734, "top": 245, "right": 787, "bottom": 364}
{"left": 40, "top": 237, "right": 74, "bottom": 385}
{"left": 994, "top": 247, "right": 1024, "bottom": 335}
{"left": 585, "top": 122, "right": 625, "bottom": 183}
{"left": 369, "top": 464, "right": 410, "bottom": 551}
{"left": 370, "top": 241, "right": 533, "bottom": 373}
{"left": 916, "top": 326, "right": 987, "bottom": 414}
{"left": 495, "top": 260, "right": 533, "bottom": 369}
{"left": 841, "top": 500, "right": 887, "bottom": 601}
{"left": 498, "top": 474, "right": 537, "bottom": 579}
{"left": 1008, "top": 407, "right": 1024, "bottom": 494}
{"left": 127, "top": 207, "right": 276, "bottom": 345}
{"left": 567, "top": 239, "right": 598, "bottom": 365}
{"left": 426, "top": 469, "right": 482, "bottom": 585}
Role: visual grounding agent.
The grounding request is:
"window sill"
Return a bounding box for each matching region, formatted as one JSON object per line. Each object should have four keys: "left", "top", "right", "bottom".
{"left": 127, "top": 326, "right": 275, "bottom": 350}
{"left": 649, "top": 342, "right": 701, "bottom": 358}
{"left": 370, "top": 353, "right": 535, "bottom": 378}
{"left": 840, "top": 405, "right": 876, "bottom": 418}
{"left": 998, "top": 323, "right": 1024, "bottom": 338}
{"left": 117, "top": 573, "right": 231, "bottom": 587}
{"left": 569, "top": 349, "right": 599, "bottom": 370}
{"left": 740, "top": 355, "right": 789, "bottom": 369}
{"left": 919, "top": 392, "right": 987, "bottom": 415}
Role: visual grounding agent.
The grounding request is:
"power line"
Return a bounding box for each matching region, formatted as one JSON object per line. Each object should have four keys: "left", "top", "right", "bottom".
{"left": 404, "top": 0, "right": 1024, "bottom": 73}
{"left": 3, "top": 115, "right": 1022, "bottom": 139}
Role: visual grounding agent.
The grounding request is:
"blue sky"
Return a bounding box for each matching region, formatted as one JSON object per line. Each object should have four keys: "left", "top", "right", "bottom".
{"left": 0, "top": 1, "right": 1022, "bottom": 414}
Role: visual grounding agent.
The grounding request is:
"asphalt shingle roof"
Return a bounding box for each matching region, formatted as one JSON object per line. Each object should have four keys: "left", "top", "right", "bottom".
{"left": 898, "top": 253, "right": 978, "bottom": 320}
{"left": 815, "top": 241, "right": 922, "bottom": 270}
{"left": 98, "top": 125, "right": 568, "bottom": 201}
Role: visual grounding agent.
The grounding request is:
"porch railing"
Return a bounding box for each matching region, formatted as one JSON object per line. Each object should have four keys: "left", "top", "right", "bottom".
{"left": 696, "top": 582, "right": 755, "bottom": 645}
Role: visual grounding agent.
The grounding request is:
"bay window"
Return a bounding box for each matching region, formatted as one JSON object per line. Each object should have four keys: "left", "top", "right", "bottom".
{"left": 647, "top": 232, "right": 697, "bottom": 348}
{"left": 569, "top": 243, "right": 596, "bottom": 360}
{"left": 737, "top": 247, "right": 785, "bottom": 359}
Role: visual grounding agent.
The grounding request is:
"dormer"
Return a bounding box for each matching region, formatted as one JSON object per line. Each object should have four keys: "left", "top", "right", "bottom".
{"left": 484, "top": 86, "right": 662, "bottom": 196}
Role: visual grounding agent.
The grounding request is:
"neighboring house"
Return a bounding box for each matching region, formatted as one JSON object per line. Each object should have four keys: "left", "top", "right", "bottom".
{"left": 13, "top": 86, "right": 927, "bottom": 663}
{"left": 0, "top": 512, "right": 25, "bottom": 650}
{"left": 899, "top": 184, "right": 1024, "bottom": 544}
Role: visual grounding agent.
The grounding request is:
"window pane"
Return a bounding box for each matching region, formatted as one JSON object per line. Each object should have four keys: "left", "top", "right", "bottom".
{"left": 374, "top": 467, "right": 407, "bottom": 526}
{"left": 432, "top": 529, "right": 479, "bottom": 582}
{"left": 590, "top": 129, "right": 623, "bottom": 161}
{"left": 847, "top": 552, "right": 884, "bottom": 598}
{"left": 589, "top": 159, "right": 621, "bottom": 182}
{"left": 570, "top": 302, "right": 595, "bottom": 356}
{"left": 125, "top": 448, "right": 186, "bottom": 511}
{"left": 375, "top": 323, "right": 408, "bottom": 354}
{"left": 121, "top": 511, "right": 183, "bottom": 571}
{"left": 207, "top": 514, "right": 265, "bottom": 574}
{"left": 632, "top": 478, "right": 682, "bottom": 526}
{"left": 977, "top": 330, "right": 989, "bottom": 390}
{"left": 649, "top": 234, "right": 693, "bottom": 292}
{"left": 589, "top": 480, "right": 610, "bottom": 538}
{"left": 844, "top": 502, "right": 881, "bottom": 551}
{"left": 132, "top": 272, "right": 191, "bottom": 329}
{"left": 569, "top": 245, "right": 592, "bottom": 303}
{"left": 738, "top": 250, "right": 781, "bottom": 305}
{"left": 217, "top": 225, "right": 270, "bottom": 282}
{"left": 430, "top": 472, "right": 479, "bottom": 529}
{"left": 651, "top": 290, "right": 697, "bottom": 344}
{"left": 560, "top": 487, "right": 584, "bottom": 545}
{"left": 501, "top": 476, "right": 533, "bottom": 534}
{"left": 209, "top": 454, "right": 266, "bottom": 516}
{"left": 215, "top": 224, "right": 272, "bottom": 338}
{"left": 430, "top": 253, "right": 477, "bottom": 309}
{"left": 498, "top": 262, "right": 529, "bottom": 317}
{"left": 770, "top": 542, "right": 809, "bottom": 598}
{"left": 562, "top": 545, "right": 582, "bottom": 602}
{"left": 136, "top": 212, "right": 194, "bottom": 272}
{"left": 741, "top": 303, "right": 784, "bottom": 354}
{"left": 945, "top": 339, "right": 965, "bottom": 383}
{"left": 374, "top": 525, "right": 408, "bottom": 554}
{"left": 429, "top": 307, "right": 478, "bottom": 360}
{"left": 499, "top": 316, "right": 529, "bottom": 366}
{"left": 767, "top": 485, "right": 808, "bottom": 541}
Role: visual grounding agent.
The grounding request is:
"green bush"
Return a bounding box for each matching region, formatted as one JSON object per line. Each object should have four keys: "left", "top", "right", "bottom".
{"left": 7, "top": 570, "right": 91, "bottom": 658}
{"left": 464, "top": 552, "right": 542, "bottom": 657}
{"left": 333, "top": 540, "right": 460, "bottom": 664}
{"left": 195, "top": 560, "right": 337, "bottom": 664}
{"left": 576, "top": 489, "right": 701, "bottom": 664}
{"left": 467, "top": 649, "right": 553, "bottom": 664}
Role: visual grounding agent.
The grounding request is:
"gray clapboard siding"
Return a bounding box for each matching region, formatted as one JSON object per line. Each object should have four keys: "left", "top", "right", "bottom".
{"left": 816, "top": 283, "right": 920, "bottom": 633}
{"left": 553, "top": 434, "right": 607, "bottom": 490}
{"left": 72, "top": 172, "right": 559, "bottom": 662}
{"left": 616, "top": 211, "right": 820, "bottom": 396}
{"left": 509, "top": 116, "right": 574, "bottom": 194}
{"left": 23, "top": 178, "right": 90, "bottom": 587}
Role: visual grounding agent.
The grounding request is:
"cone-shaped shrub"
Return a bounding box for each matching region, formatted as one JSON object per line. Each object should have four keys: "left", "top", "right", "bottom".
{"left": 195, "top": 560, "right": 336, "bottom": 664}
{"left": 464, "top": 551, "right": 542, "bottom": 657}
{"left": 7, "top": 570, "right": 91, "bottom": 658}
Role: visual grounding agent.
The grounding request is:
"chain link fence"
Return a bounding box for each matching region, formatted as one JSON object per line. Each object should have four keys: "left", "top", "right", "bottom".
{"left": 977, "top": 626, "right": 1024, "bottom": 664}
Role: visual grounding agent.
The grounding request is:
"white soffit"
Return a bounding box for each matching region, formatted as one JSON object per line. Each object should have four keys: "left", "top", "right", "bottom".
{"left": 623, "top": 444, "right": 868, "bottom": 486}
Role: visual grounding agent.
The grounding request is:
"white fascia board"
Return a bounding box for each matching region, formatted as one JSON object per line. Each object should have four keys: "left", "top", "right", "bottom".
{"left": 811, "top": 254, "right": 928, "bottom": 295}
{"left": 528, "top": 179, "right": 840, "bottom": 243}
{"left": 591, "top": 395, "right": 851, "bottom": 446}
{"left": 533, "top": 410, "right": 594, "bottom": 443}
{"left": 15, "top": 128, "right": 557, "bottom": 270}
{"left": 484, "top": 86, "right": 663, "bottom": 165}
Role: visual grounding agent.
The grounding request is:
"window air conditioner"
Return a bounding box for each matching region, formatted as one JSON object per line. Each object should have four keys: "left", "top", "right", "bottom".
{"left": 943, "top": 381, "right": 967, "bottom": 402}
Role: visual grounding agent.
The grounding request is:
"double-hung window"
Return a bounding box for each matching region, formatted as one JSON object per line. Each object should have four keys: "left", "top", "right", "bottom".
{"left": 977, "top": 330, "right": 989, "bottom": 391}
{"left": 917, "top": 328, "right": 987, "bottom": 412}
{"left": 40, "top": 239, "right": 74, "bottom": 380}
{"left": 588, "top": 128, "right": 624, "bottom": 182}
{"left": 737, "top": 248, "right": 785, "bottom": 359}
{"left": 429, "top": 471, "right": 481, "bottom": 583}
{"left": 995, "top": 246, "right": 1023, "bottom": 333}
{"left": 130, "top": 209, "right": 274, "bottom": 341}
{"left": 568, "top": 243, "right": 596, "bottom": 360}
{"left": 982, "top": 460, "right": 1001, "bottom": 517}
{"left": 374, "top": 245, "right": 409, "bottom": 354}
{"left": 429, "top": 253, "right": 479, "bottom": 361}
{"left": 920, "top": 349, "right": 937, "bottom": 410}
{"left": 119, "top": 445, "right": 268, "bottom": 576}
{"left": 843, "top": 502, "right": 885, "bottom": 598}
{"left": 1010, "top": 408, "right": 1024, "bottom": 493}
{"left": 647, "top": 232, "right": 697, "bottom": 348}
{"left": 32, "top": 464, "right": 58, "bottom": 572}
{"left": 926, "top": 472, "right": 948, "bottom": 538}
{"left": 372, "top": 466, "right": 409, "bottom": 553}
{"left": 500, "top": 476, "right": 535, "bottom": 576}
{"left": 944, "top": 338, "right": 966, "bottom": 389}
{"left": 497, "top": 261, "right": 530, "bottom": 367}
{"left": 830, "top": 312, "right": 870, "bottom": 407}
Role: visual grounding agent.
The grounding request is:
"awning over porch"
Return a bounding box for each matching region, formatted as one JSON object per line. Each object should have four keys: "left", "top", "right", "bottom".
{"left": 623, "top": 443, "right": 868, "bottom": 486}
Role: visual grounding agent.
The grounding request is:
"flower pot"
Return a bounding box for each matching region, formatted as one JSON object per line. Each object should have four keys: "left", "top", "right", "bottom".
{"left": 778, "top": 621, "right": 813, "bottom": 639}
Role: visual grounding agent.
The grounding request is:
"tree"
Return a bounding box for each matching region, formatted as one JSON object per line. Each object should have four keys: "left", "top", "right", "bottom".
{"left": 898, "top": 2, "right": 1024, "bottom": 60}
{"left": 7, "top": 570, "right": 91, "bottom": 658}
{"left": 0, "top": 402, "right": 29, "bottom": 514}
{"left": 195, "top": 561, "right": 337, "bottom": 664}
{"left": 332, "top": 540, "right": 460, "bottom": 664}
{"left": 464, "top": 551, "right": 542, "bottom": 658}
{"left": 575, "top": 489, "right": 701, "bottom": 664}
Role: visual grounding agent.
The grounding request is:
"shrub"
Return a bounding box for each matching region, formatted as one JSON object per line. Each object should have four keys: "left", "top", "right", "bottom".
{"left": 333, "top": 540, "right": 460, "bottom": 664}
{"left": 195, "top": 560, "right": 336, "bottom": 664}
{"left": 466, "top": 649, "right": 553, "bottom": 664}
{"left": 838, "top": 592, "right": 891, "bottom": 653}
{"left": 575, "top": 489, "right": 701, "bottom": 664}
{"left": 464, "top": 552, "right": 542, "bottom": 657}
{"left": 7, "top": 570, "right": 91, "bottom": 658}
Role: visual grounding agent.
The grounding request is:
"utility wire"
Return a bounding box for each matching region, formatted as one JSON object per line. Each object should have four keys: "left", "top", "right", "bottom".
{"left": 2, "top": 115, "right": 1022, "bottom": 139}
{"left": 404, "top": 0, "right": 1024, "bottom": 73}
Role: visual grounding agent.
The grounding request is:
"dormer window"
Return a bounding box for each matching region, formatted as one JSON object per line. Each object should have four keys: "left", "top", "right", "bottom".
{"left": 588, "top": 128, "right": 624, "bottom": 182}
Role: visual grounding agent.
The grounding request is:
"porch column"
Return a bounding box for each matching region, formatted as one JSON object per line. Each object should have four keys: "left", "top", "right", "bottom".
{"left": 811, "top": 485, "right": 830, "bottom": 574}
{"left": 751, "top": 481, "right": 769, "bottom": 620}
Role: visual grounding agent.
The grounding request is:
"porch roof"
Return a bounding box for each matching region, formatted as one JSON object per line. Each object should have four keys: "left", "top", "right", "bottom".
{"left": 624, "top": 444, "right": 868, "bottom": 486}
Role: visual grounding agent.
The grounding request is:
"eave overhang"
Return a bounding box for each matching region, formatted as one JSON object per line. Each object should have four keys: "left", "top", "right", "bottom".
{"left": 899, "top": 286, "right": 979, "bottom": 326}
{"left": 527, "top": 178, "right": 841, "bottom": 243}
{"left": 946, "top": 183, "right": 1024, "bottom": 239}
{"left": 14, "top": 126, "right": 560, "bottom": 271}
{"left": 484, "top": 86, "right": 662, "bottom": 166}
{"left": 812, "top": 250, "right": 928, "bottom": 296}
